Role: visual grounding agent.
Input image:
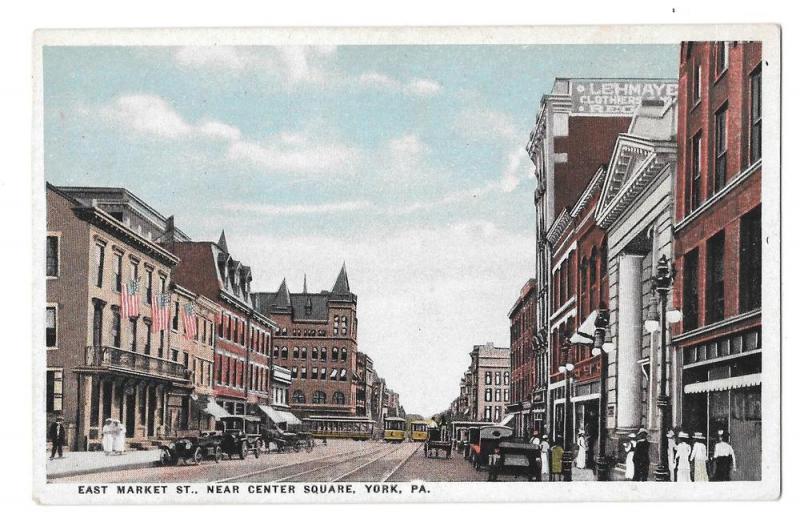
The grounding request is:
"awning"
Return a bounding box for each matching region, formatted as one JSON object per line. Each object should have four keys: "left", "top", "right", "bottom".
{"left": 684, "top": 373, "right": 762, "bottom": 394}
{"left": 258, "top": 404, "right": 303, "bottom": 426}
{"left": 500, "top": 413, "right": 516, "bottom": 427}
{"left": 571, "top": 310, "right": 598, "bottom": 344}
{"left": 202, "top": 402, "right": 231, "bottom": 419}
{"left": 282, "top": 411, "right": 302, "bottom": 426}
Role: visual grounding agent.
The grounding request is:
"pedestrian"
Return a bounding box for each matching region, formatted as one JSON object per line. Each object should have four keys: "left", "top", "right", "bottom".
{"left": 674, "top": 431, "right": 692, "bottom": 482}
{"left": 633, "top": 428, "right": 650, "bottom": 481}
{"left": 711, "top": 430, "right": 737, "bottom": 481}
{"left": 540, "top": 434, "right": 550, "bottom": 479}
{"left": 113, "top": 420, "right": 126, "bottom": 454}
{"left": 48, "top": 416, "right": 67, "bottom": 460}
{"left": 690, "top": 432, "right": 709, "bottom": 482}
{"left": 575, "top": 429, "right": 588, "bottom": 469}
{"left": 623, "top": 433, "right": 636, "bottom": 480}
{"left": 666, "top": 429, "right": 677, "bottom": 481}
{"left": 102, "top": 419, "right": 115, "bottom": 455}
{"left": 550, "top": 438, "right": 564, "bottom": 481}
{"left": 529, "top": 431, "right": 540, "bottom": 446}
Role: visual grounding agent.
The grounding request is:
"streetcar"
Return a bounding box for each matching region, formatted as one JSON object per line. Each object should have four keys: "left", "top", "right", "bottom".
{"left": 302, "top": 415, "right": 375, "bottom": 441}
{"left": 383, "top": 416, "right": 407, "bottom": 443}
{"left": 408, "top": 419, "right": 436, "bottom": 442}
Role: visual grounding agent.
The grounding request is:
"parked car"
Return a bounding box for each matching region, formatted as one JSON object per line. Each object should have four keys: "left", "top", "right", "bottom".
{"left": 470, "top": 425, "right": 513, "bottom": 470}
{"left": 217, "top": 415, "right": 263, "bottom": 460}
{"left": 158, "top": 430, "right": 222, "bottom": 466}
{"left": 424, "top": 427, "right": 452, "bottom": 459}
{"left": 487, "top": 442, "right": 542, "bottom": 481}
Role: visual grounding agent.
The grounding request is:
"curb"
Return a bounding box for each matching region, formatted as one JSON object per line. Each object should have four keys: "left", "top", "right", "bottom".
{"left": 47, "top": 459, "right": 159, "bottom": 480}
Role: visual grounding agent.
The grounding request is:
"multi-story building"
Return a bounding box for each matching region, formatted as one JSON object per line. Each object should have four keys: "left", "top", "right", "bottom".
{"left": 252, "top": 266, "right": 359, "bottom": 418}
{"left": 46, "top": 184, "right": 190, "bottom": 450}
{"left": 595, "top": 97, "right": 678, "bottom": 459}
{"left": 507, "top": 279, "right": 542, "bottom": 438}
{"left": 163, "top": 232, "right": 276, "bottom": 417}
{"left": 468, "top": 342, "right": 510, "bottom": 423}
{"left": 672, "top": 41, "right": 762, "bottom": 480}
{"left": 526, "top": 78, "right": 678, "bottom": 435}
{"left": 355, "top": 352, "right": 375, "bottom": 418}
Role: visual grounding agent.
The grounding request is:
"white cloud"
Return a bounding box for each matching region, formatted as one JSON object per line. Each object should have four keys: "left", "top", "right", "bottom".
{"left": 403, "top": 78, "right": 442, "bottom": 97}
{"left": 225, "top": 200, "right": 372, "bottom": 216}
{"left": 100, "top": 94, "right": 193, "bottom": 139}
{"left": 198, "top": 120, "right": 242, "bottom": 141}
{"left": 227, "top": 133, "right": 361, "bottom": 174}
{"left": 174, "top": 46, "right": 253, "bottom": 71}
{"left": 357, "top": 73, "right": 442, "bottom": 97}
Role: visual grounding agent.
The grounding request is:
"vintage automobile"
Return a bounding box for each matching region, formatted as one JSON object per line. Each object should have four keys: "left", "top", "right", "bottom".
{"left": 217, "top": 415, "right": 263, "bottom": 460}
{"left": 423, "top": 427, "right": 452, "bottom": 459}
{"left": 470, "top": 425, "right": 513, "bottom": 471}
{"left": 464, "top": 426, "right": 482, "bottom": 460}
{"left": 158, "top": 430, "right": 222, "bottom": 466}
{"left": 262, "top": 427, "right": 315, "bottom": 453}
{"left": 487, "top": 442, "right": 542, "bottom": 481}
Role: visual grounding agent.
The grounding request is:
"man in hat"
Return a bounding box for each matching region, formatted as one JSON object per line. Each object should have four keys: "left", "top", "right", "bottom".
{"left": 48, "top": 416, "right": 67, "bottom": 459}
{"left": 711, "top": 430, "right": 736, "bottom": 481}
{"left": 633, "top": 428, "right": 650, "bottom": 481}
{"left": 667, "top": 429, "right": 677, "bottom": 481}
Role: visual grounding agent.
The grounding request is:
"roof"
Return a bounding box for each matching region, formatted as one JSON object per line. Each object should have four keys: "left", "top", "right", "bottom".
{"left": 253, "top": 265, "right": 356, "bottom": 319}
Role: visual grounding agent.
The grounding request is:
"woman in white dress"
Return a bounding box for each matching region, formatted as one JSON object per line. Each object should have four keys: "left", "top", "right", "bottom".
{"left": 102, "top": 419, "right": 115, "bottom": 455}
{"left": 674, "top": 432, "right": 693, "bottom": 482}
{"left": 540, "top": 434, "right": 550, "bottom": 478}
{"left": 624, "top": 434, "right": 636, "bottom": 480}
{"left": 690, "top": 432, "right": 709, "bottom": 482}
{"left": 575, "top": 429, "right": 587, "bottom": 469}
{"left": 113, "top": 421, "right": 126, "bottom": 454}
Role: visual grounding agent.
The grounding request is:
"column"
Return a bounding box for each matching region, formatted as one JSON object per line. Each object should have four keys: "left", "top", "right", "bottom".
{"left": 97, "top": 377, "right": 106, "bottom": 427}
{"left": 616, "top": 254, "right": 644, "bottom": 431}
{"left": 143, "top": 384, "right": 151, "bottom": 437}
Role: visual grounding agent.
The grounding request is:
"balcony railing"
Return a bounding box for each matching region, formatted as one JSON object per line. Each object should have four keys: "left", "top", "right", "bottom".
{"left": 85, "top": 345, "right": 189, "bottom": 381}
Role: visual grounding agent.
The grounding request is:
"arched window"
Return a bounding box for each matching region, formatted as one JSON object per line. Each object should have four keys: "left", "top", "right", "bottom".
{"left": 341, "top": 348, "right": 347, "bottom": 362}
{"left": 332, "top": 347, "right": 339, "bottom": 360}
{"left": 580, "top": 257, "right": 589, "bottom": 315}
{"left": 589, "top": 247, "right": 598, "bottom": 311}
{"left": 293, "top": 346, "right": 299, "bottom": 359}
{"left": 273, "top": 345, "right": 279, "bottom": 358}
{"left": 503, "top": 371, "right": 509, "bottom": 385}
{"left": 320, "top": 347, "right": 327, "bottom": 361}
{"left": 292, "top": 390, "right": 305, "bottom": 404}
{"left": 312, "top": 347, "right": 318, "bottom": 360}
{"left": 312, "top": 391, "right": 327, "bottom": 404}
{"left": 333, "top": 391, "right": 345, "bottom": 405}
{"left": 281, "top": 346, "right": 288, "bottom": 359}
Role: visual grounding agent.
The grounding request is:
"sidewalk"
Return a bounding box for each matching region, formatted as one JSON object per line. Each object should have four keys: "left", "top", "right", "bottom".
{"left": 46, "top": 449, "right": 161, "bottom": 479}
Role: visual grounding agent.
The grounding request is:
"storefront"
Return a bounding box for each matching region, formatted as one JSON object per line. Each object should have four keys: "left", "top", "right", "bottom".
{"left": 680, "top": 328, "right": 761, "bottom": 481}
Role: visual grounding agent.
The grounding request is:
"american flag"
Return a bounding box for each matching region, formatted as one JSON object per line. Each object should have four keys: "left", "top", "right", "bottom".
{"left": 121, "top": 279, "right": 140, "bottom": 318}
{"left": 182, "top": 302, "right": 197, "bottom": 340}
{"left": 151, "top": 292, "right": 171, "bottom": 333}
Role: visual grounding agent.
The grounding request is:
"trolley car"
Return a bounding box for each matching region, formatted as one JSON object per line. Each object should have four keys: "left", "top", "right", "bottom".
{"left": 383, "top": 417, "right": 407, "bottom": 443}
{"left": 302, "top": 416, "right": 375, "bottom": 441}
{"left": 409, "top": 419, "right": 435, "bottom": 442}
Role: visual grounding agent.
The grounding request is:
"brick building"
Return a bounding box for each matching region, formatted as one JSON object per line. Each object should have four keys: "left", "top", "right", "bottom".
{"left": 468, "top": 342, "right": 510, "bottom": 423}
{"left": 46, "top": 185, "right": 190, "bottom": 450}
{"left": 526, "top": 78, "right": 678, "bottom": 437}
{"left": 507, "top": 279, "right": 543, "bottom": 438}
{"left": 252, "top": 266, "right": 359, "bottom": 418}
{"left": 355, "top": 351, "right": 375, "bottom": 418}
{"left": 672, "top": 41, "right": 762, "bottom": 480}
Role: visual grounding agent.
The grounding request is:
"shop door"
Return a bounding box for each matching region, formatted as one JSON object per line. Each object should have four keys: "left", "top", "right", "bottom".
{"left": 730, "top": 386, "right": 761, "bottom": 481}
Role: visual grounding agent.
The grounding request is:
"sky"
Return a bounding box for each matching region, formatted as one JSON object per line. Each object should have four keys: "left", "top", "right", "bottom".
{"left": 43, "top": 44, "right": 678, "bottom": 417}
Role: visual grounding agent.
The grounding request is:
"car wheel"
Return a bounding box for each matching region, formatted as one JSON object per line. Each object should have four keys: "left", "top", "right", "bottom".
{"left": 159, "top": 449, "right": 171, "bottom": 466}
{"left": 239, "top": 441, "right": 248, "bottom": 460}
{"left": 214, "top": 446, "right": 221, "bottom": 463}
{"left": 192, "top": 447, "right": 202, "bottom": 465}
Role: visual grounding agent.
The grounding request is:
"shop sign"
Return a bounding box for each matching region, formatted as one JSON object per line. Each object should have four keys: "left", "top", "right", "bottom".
{"left": 571, "top": 80, "right": 678, "bottom": 115}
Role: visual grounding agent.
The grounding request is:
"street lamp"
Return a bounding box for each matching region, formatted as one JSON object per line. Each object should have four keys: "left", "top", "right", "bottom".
{"left": 590, "top": 305, "right": 613, "bottom": 481}
{"left": 647, "top": 254, "right": 681, "bottom": 482}
{"left": 558, "top": 358, "right": 575, "bottom": 482}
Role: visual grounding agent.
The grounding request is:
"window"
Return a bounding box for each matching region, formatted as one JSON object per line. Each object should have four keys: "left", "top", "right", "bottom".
{"left": 312, "top": 347, "right": 318, "bottom": 360}
{"left": 293, "top": 391, "right": 305, "bottom": 403}
{"left": 46, "top": 235, "right": 59, "bottom": 277}
{"left": 589, "top": 247, "right": 598, "bottom": 310}
{"left": 145, "top": 269, "right": 153, "bottom": 304}
{"left": 273, "top": 345, "right": 280, "bottom": 359}
{"left": 281, "top": 346, "right": 288, "bottom": 359}
{"left": 333, "top": 391, "right": 345, "bottom": 405}
{"left": 484, "top": 407, "right": 492, "bottom": 422}
{"left": 111, "top": 310, "right": 121, "bottom": 347}
{"left": 683, "top": 249, "right": 699, "bottom": 331}
{"left": 144, "top": 322, "right": 152, "bottom": 354}
{"left": 503, "top": 371, "right": 509, "bottom": 385}
{"left": 485, "top": 389, "right": 492, "bottom": 402}
{"left": 312, "top": 391, "right": 327, "bottom": 404}
{"left": 321, "top": 368, "right": 327, "bottom": 380}
{"left": 504, "top": 389, "right": 509, "bottom": 402}
{"left": 689, "top": 132, "right": 703, "bottom": 212}
{"left": 46, "top": 306, "right": 57, "bottom": 347}
{"left": 332, "top": 347, "right": 339, "bottom": 360}
{"left": 291, "top": 367, "right": 298, "bottom": 378}
{"left": 130, "top": 319, "right": 137, "bottom": 352}
{"left": 321, "top": 347, "right": 327, "bottom": 361}
{"left": 714, "top": 105, "right": 728, "bottom": 193}
{"left": 706, "top": 231, "right": 726, "bottom": 324}
{"left": 341, "top": 348, "right": 347, "bottom": 361}
{"left": 494, "top": 406, "right": 501, "bottom": 421}
{"left": 300, "top": 367, "right": 307, "bottom": 379}
{"left": 172, "top": 302, "right": 179, "bottom": 330}
{"left": 330, "top": 368, "right": 338, "bottom": 380}
{"left": 113, "top": 253, "right": 123, "bottom": 292}
{"left": 46, "top": 369, "right": 63, "bottom": 413}
{"left": 94, "top": 243, "right": 105, "bottom": 288}
{"left": 293, "top": 347, "right": 299, "bottom": 359}
{"left": 301, "top": 347, "right": 307, "bottom": 359}
{"left": 750, "top": 66, "right": 762, "bottom": 163}
{"left": 485, "top": 371, "right": 491, "bottom": 385}
{"left": 171, "top": 349, "right": 179, "bottom": 362}
{"left": 692, "top": 61, "right": 702, "bottom": 104}
{"left": 495, "top": 371, "right": 501, "bottom": 385}
{"left": 340, "top": 369, "right": 347, "bottom": 381}
{"left": 311, "top": 367, "right": 318, "bottom": 379}
{"left": 715, "top": 42, "right": 729, "bottom": 75}
{"left": 740, "top": 206, "right": 762, "bottom": 312}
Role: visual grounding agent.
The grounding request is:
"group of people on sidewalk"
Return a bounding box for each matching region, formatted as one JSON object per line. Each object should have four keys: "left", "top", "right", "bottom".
{"left": 101, "top": 418, "right": 127, "bottom": 456}
{"left": 528, "top": 429, "right": 592, "bottom": 481}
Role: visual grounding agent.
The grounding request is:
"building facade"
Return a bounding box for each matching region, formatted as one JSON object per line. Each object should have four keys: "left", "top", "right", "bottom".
{"left": 507, "top": 279, "right": 542, "bottom": 438}
{"left": 468, "top": 342, "right": 510, "bottom": 423}
{"left": 355, "top": 352, "right": 375, "bottom": 418}
{"left": 252, "top": 266, "right": 359, "bottom": 418}
{"left": 672, "top": 41, "right": 762, "bottom": 480}
{"left": 46, "top": 185, "right": 190, "bottom": 450}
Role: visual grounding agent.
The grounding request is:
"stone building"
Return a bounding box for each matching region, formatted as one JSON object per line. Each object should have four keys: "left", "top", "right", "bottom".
{"left": 507, "top": 279, "right": 543, "bottom": 438}
{"left": 252, "top": 266, "right": 359, "bottom": 418}
{"left": 672, "top": 41, "right": 762, "bottom": 480}
{"left": 355, "top": 352, "right": 375, "bottom": 418}
{"left": 468, "top": 342, "right": 510, "bottom": 423}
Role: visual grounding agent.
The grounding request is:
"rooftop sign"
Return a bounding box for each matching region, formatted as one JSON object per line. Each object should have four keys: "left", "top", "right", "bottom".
{"left": 570, "top": 80, "right": 678, "bottom": 116}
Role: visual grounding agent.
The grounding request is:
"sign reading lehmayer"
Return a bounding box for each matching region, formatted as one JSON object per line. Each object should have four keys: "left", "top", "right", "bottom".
{"left": 570, "top": 80, "right": 678, "bottom": 115}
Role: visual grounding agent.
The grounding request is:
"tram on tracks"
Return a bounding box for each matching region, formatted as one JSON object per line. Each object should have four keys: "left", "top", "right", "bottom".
{"left": 302, "top": 415, "right": 375, "bottom": 441}
{"left": 383, "top": 416, "right": 407, "bottom": 443}
{"left": 409, "top": 419, "right": 436, "bottom": 442}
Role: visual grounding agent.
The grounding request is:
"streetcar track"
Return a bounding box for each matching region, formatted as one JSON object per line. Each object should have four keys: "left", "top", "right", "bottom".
{"left": 273, "top": 446, "right": 393, "bottom": 483}
{"left": 381, "top": 442, "right": 421, "bottom": 482}
{"left": 330, "top": 443, "right": 410, "bottom": 482}
{"left": 215, "top": 446, "right": 373, "bottom": 483}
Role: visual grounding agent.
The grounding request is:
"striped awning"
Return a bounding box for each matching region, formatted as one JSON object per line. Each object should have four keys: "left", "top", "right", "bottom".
{"left": 684, "top": 373, "right": 762, "bottom": 394}
{"left": 202, "top": 402, "right": 231, "bottom": 419}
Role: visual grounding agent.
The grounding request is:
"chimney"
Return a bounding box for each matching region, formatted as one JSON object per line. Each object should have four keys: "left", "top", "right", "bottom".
{"left": 162, "top": 215, "right": 176, "bottom": 244}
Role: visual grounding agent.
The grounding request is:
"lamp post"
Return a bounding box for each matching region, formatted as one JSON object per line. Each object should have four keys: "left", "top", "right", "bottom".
{"left": 591, "top": 306, "right": 613, "bottom": 481}
{"left": 558, "top": 354, "right": 575, "bottom": 482}
{"left": 645, "top": 255, "right": 681, "bottom": 482}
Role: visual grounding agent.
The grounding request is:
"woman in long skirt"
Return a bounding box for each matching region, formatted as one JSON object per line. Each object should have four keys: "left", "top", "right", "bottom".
{"left": 102, "top": 419, "right": 115, "bottom": 455}
{"left": 113, "top": 421, "right": 126, "bottom": 454}
{"left": 624, "top": 435, "right": 636, "bottom": 480}
{"left": 690, "top": 432, "right": 709, "bottom": 481}
{"left": 675, "top": 432, "right": 693, "bottom": 482}
{"left": 540, "top": 434, "right": 550, "bottom": 479}
{"left": 575, "top": 429, "right": 587, "bottom": 469}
